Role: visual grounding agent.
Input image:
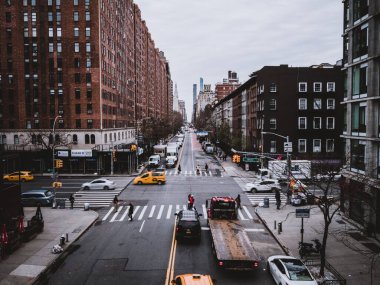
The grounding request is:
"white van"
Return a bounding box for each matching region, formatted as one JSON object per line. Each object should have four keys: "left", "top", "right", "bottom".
{"left": 148, "top": 155, "right": 161, "bottom": 167}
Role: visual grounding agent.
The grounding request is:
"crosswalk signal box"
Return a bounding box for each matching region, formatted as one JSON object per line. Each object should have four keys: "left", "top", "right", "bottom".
{"left": 55, "top": 159, "right": 63, "bottom": 168}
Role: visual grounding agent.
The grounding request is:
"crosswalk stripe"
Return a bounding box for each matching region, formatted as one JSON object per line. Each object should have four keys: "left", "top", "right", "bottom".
{"left": 120, "top": 206, "right": 130, "bottom": 221}
{"left": 110, "top": 206, "right": 124, "bottom": 222}
{"left": 242, "top": 206, "right": 253, "bottom": 219}
{"left": 102, "top": 207, "right": 114, "bottom": 221}
{"left": 132, "top": 206, "right": 140, "bottom": 219}
{"left": 202, "top": 204, "right": 207, "bottom": 219}
{"left": 166, "top": 205, "right": 172, "bottom": 219}
{"left": 148, "top": 205, "right": 156, "bottom": 218}
{"left": 238, "top": 209, "right": 248, "bottom": 220}
{"left": 138, "top": 206, "right": 148, "bottom": 220}
{"left": 157, "top": 205, "right": 164, "bottom": 219}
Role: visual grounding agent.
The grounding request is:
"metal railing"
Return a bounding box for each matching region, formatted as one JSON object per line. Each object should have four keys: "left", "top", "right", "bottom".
{"left": 304, "top": 259, "right": 346, "bottom": 285}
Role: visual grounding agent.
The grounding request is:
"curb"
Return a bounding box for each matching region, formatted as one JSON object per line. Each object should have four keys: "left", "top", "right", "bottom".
{"left": 254, "top": 207, "right": 290, "bottom": 256}
{"left": 32, "top": 210, "right": 99, "bottom": 285}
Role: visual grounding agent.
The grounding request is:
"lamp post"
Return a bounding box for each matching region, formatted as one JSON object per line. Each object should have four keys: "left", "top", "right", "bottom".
{"left": 261, "top": 131, "right": 291, "bottom": 180}
{"left": 52, "top": 115, "right": 62, "bottom": 179}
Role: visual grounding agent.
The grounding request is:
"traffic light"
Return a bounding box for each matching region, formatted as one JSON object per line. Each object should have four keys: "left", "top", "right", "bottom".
{"left": 236, "top": 155, "right": 241, "bottom": 163}
{"left": 55, "top": 159, "right": 63, "bottom": 168}
{"left": 130, "top": 144, "right": 137, "bottom": 152}
{"left": 112, "top": 151, "right": 117, "bottom": 162}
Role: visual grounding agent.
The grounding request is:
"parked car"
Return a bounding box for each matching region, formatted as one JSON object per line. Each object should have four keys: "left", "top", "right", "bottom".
{"left": 171, "top": 274, "right": 214, "bottom": 285}
{"left": 3, "top": 171, "right": 34, "bottom": 182}
{"left": 21, "top": 189, "right": 55, "bottom": 206}
{"left": 174, "top": 209, "right": 202, "bottom": 241}
{"left": 81, "top": 178, "right": 116, "bottom": 190}
{"left": 133, "top": 171, "right": 166, "bottom": 185}
{"left": 244, "top": 178, "right": 281, "bottom": 193}
{"left": 267, "top": 255, "right": 318, "bottom": 285}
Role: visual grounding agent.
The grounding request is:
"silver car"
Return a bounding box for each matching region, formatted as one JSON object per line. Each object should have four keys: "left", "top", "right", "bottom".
{"left": 81, "top": 178, "right": 116, "bottom": 190}
{"left": 244, "top": 178, "right": 281, "bottom": 193}
{"left": 21, "top": 189, "right": 55, "bottom": 206}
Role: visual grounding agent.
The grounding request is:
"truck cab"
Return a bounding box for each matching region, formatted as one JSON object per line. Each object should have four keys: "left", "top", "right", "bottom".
{"left": 206, "top": 196, "right": 237, "bottom": 220}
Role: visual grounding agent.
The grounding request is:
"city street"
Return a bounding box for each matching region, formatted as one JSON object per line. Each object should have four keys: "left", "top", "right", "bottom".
{"left": 45, "top": 132, "right": 282, "bottom": 285}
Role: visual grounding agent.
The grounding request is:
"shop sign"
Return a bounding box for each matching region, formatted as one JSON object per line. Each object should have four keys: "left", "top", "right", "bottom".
{"left": 71, "top": 149, "right": 93, "bottom": 157}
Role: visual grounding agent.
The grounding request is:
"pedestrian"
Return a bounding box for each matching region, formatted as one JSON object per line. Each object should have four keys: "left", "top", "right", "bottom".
{"left": 275, "top": 189, "right": 281, "bottom": 210}
{"left": 235, "top": 194, "right": 241, "bottom": 209}
{"left": 205, "top": 163, "right": 209, "bottom": 172}
{"left": 69, "top": 194, "right": 75, "bottom": 209}
{"left": 128, "top": 202, "right": 134, "bottom": 221}
{"left": 113, "top": 195, "right": 119, "bottom": 212}
{"left": 188, "top": 194, "right": 194, "bottom": 210}
{"left": 223, "top": 153, "right": 227, "bottom": 161}
{"left": 287, "top": 188, "right": 292, "bottom": 204}
{"left": 178, "top": 164, "right": 181, "bottom": 174}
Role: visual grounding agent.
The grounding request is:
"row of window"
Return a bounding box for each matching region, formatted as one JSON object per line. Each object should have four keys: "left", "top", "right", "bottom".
{"left": 258, "top": 82, "right": 336, "bottom": 94}
{"left": 268, "top": 139, "right": 335, "bottom": 153}
{"left": 257, "top": 98, "right": 336, "bottom": 111}
{"left": 298, "top": 117, "right": 335, "bottom": 129}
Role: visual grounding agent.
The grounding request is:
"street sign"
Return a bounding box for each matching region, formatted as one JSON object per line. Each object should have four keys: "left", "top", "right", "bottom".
{"left": 284, "top": 142, "right": 293, "bottom": 153}
{"left": 296, "top": 208, "right": 310, "bottom": 218}
{"left": 242, "top": 157, "right": 259, "bottom": 162}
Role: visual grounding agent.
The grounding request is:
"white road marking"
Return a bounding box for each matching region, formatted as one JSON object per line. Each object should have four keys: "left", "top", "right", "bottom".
{"left": 166, "top": 204, "right": 173, "bottom": 219}
{"left": 138, "top": 206, "right": 147, "bottom": 220}
{"left": 120, "top": 206, "right": 130, "bottom": 221}
{"left": 201, "top": 227, "right": 210, "bottom": 231}
{"left": 245, "top": 228, "right": 265, "bottom": 232}
{"left": 243, "top": 206, "right": 253, "bottom": 219}
{"left": 132, "top": 206, "right": 140, "bottom": 219}
{"left": 202, "top": 204, "right": 207, "bottom": 219}
{"left": 139, "top": 220, "right": 145, "bottom": 232}
{"left": 148, "top": 205, "right": 156, "bottom": 218}
{"left": 102, "top": 207, "right": 114, "bottom": 221}
{"left": 238, "top": 209, "right": 248, "bottom": 220}
{"left": 157, "top": 205, "right": 164, "bottom": 219}
{"left": 110, "top": 206, "right": 124, "bottom": 222}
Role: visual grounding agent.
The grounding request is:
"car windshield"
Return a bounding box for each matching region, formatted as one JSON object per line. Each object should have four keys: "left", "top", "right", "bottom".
{"left": 282, "top": 259, "right": 313, "bottom": 281}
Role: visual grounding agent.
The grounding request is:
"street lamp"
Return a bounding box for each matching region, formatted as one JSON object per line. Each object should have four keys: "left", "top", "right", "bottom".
{"left": 52, "top": 115, "right": 62, "bottom": 179}
{"left": 261, "top": 131, "right": 291, "bottom": 180}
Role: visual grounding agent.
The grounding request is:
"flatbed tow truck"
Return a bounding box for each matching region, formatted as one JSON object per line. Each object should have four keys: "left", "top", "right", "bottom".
{"left": 206, "top": 196, "right": 260, "bottom": 270}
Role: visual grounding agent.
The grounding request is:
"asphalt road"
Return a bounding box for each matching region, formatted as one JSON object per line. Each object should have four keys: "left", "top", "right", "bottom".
{"left": 44, "top": 132, "right": 281, "bottom": 285}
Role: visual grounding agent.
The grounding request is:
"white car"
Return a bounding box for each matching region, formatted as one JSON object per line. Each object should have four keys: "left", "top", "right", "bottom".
{"left": 267, "top": 255, "right": 318, "bottom": 285}
{"left": 244, "top": 179, "right": 281, "bottom": 193}
{"left": 81, "top": 178, "right": 116, "bottom": 190}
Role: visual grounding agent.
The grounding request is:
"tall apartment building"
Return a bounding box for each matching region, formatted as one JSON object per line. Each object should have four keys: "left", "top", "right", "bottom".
{"left": 340, "top": 0, "right": 380, "bottom": 234}
{"left": 215, "top": 70, "right": 240, "bottom": 101}
{"left": 178, "top": 99, "right": 186, "bottom": 123}
{"left": 0, "top": 0, "right": 171, "bottom": 174}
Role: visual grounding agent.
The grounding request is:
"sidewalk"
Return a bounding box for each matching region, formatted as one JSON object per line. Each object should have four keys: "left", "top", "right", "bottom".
{"left": 0, "top": 208, "right": 98, "bottom": 285}
{"left": 217, "top": 154, "right": 380, "bottom": 285}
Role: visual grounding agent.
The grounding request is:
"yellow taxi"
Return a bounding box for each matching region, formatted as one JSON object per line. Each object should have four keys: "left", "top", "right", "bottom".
{"left": 3, "top": 171, "right": 34, "bottom": 182}
{"left": 171, "top": 274, "right": 214, "bottom": 285}
{"left": 133, "top": 171, "right": 166, "bottom": 185}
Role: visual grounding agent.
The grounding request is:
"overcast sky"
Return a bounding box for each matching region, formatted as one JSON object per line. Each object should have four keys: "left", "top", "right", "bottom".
{"left": 134, "top": 0, "right": 343, "bottom": 122}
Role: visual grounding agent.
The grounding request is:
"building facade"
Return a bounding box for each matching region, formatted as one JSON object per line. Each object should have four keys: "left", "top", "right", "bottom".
{"left": 215, "top": 70, "right": 240, "bottom": 101}
{"left": 0, "top": 0, "right": 171, "bottom": 174}
{"left": 340, "top": 0, "right": 380, "bottom": 234}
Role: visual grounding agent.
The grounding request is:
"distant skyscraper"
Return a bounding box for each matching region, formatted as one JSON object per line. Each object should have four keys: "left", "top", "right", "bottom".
{"left": 193, "top": 84, "right": 197, "bottom": 105}
{"left": 173, "top": 83, "right": 179, "bottom": 112}
{"left": 200, "top": 77, "right": 204, "bottom": 92}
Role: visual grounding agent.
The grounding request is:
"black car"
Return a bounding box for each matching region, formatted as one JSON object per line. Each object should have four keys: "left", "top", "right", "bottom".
{"left": 174, "top": 209, "right": 202, "bottom": 241}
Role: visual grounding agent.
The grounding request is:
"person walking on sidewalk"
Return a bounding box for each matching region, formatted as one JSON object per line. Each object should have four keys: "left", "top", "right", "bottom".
{"left": 275, "top": 189, "right": 281, "bottom": 210}
{"left": 128, "top": 202, "right": 134, "bottom": 221}
{"left": 178, "top": 164, "right": 181, "bottom": 174}
{"left": 69, "top": 194, "right": 75, "bottom": 209}
{"left": 113, "top": 195, "right": 119, "bottom": 212}
{"left": 205, "top": 163, "right": 209, "bottom": 172}
{"left": 235, "top": 194, "right": 241, "bottom": 209}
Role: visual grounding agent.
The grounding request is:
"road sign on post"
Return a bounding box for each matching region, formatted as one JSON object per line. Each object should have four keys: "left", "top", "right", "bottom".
{"left": 295, "top": 208, "right": 310, "bottom": 218}
{"left": 284, "top": 142, "right": 293, "bottom": 153}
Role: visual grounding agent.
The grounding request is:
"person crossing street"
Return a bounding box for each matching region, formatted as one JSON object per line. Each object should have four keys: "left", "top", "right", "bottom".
{"left": 128, "top": 202, "right": 134, "bottom": 221}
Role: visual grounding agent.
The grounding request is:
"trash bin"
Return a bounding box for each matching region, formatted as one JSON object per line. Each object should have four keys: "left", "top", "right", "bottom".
{"left": 263, "top": 197, "right": 269, "bottom": 208}
{"left": 84, "top": 203, "right": 90, "bottom": 211}
{"left": 58, "top": 199, "right": 65, "bottom": 209}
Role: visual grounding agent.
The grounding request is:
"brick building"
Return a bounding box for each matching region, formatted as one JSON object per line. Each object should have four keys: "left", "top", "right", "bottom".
{"left": 0, "top": 0, "right": 172, "bottom": 174}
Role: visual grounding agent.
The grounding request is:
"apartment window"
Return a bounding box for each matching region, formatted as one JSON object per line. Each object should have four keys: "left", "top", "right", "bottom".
{"left": 56, "top": 0, "right": 60, "bottom": 7}
{"left": 269, "top": 118, "right": 277, "bottom": 130}
{"left": 313, "top": 117, "right": 322, "bottom": 129}
{"left": 298, "top": 117, "right": 307, "bottom": 129}
{"left": 269, "top": 83, "right": 277, "bottom": 92}
{"left": 91, "top": 134, "right": 95, "bottom": 144}
{"left": 75, "top": 104, "right": 81, "bottom": 114}
{"left": 74, "top": 58, "right": 80, "bottom": 68}
{"left": 86, "top": 58, "right": 91, "bottom": 68}
{"left": 76, "top": 120, "right": 81, "bottom": 128}
{"left": 85, "top": 11, "right": 91, "bottom": 21}
{"left": 57, "top": 27, "right": 62, "bottom": 38}
{"left": 74, "top": 0, "right": 78, "bottom": 6}
{"left": 313, "top": 139, "right": 321, "bottom": 153}
{"left": 352, "top": 103, "right": 366, "bottom": 133}
{"left": 73, "top": 11, "right": 79, "bottom": 21}
{"left": 24, "top": 13, "right": 28, "bottom": 22}
{"left": 32, "top": 28, "right": 37, "bottom": 37}
{"left": 6, "top": 12, "right": 12, "bottom": 23}
{"left": 298, "top": 98, "right": 307, "bottom": 110}
{"left": 49, "top": 43, "right": 54, "bottom": 53}
{"left": 74, "top": 27, "right": 79, "bottom": 37}
{"left": 57, "top": 42, "right": 62, "bottom": 53}
{"left": 24, "top": 28, "right": 29, "bottom": 37}
{"left": 14, "top": 135, "right": 19, "bottom": 145}
{"left": 86, "top": 43, "right": 91, "bottom": 52}
{"left": 75, "top": 89, "right": 80, "bottom": 99}
{"left": 48, "top": 0, "right": 52, "bottom": 6}
{"left": 351, "top": 139, "right": 365, "bottom": 171}
{"left": 75, "top": 73, "right": 80, "bottom": 83}
{"left": 74, "top": 43, "right": 80, "bottom": 52}
{"left": 326, "top": 139, "right": 334, "bottom": 152}
{"left": 85, "top": 0, "right": 90, "bottom": 5}
{"left": 85, "top": 27, "right": 91, "bottom": 37}
{"left": 269, "top": 99, "right": 276, "bottom": 110}
{"left": 104, "top": 134, "right": 107, "bottom": 143}
{"left": 352, "top": 64, "right": 367, "bottom": 96}
{"left": 87, "top": 104, "right": 93, "bottom": 114}
{"left": 298, "top": 139, "right": 307, "bottom": 153}
{"left": 327, "top": 82, "right": 335, "bottom": 92}
{"left": 313, "top": 98, "right": 322, "bottom": 110}
{"left": 86, "top": 89, "right": 92, "bottom": 99}
{"left": 313, "top": 82, "right": 322, "bottom": 92}
{"left": 327, "top": 99, "right": 335, "bottom": 110}
{"left": 326, "top": 117, "right": 335, "bottom": 129}
{"left": 87, "top": 119, "right": 93, "bottom": 129}
{"left": 49, "top": 28, "right": 53, "bottom": 37}
{"left": 86, "top": 73, "right": 92, "bottom": 83}
{"left": 299, "top": 82, "right": 307, "bottom": 92}
{"left": 353, "top": 0, "right": 369, "bottom": 22}
{"left": 270, "top": 140, "right": 276, "bottom": 153}
{"left": 353, "top": 24, "right": 368, "bottom": 59}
